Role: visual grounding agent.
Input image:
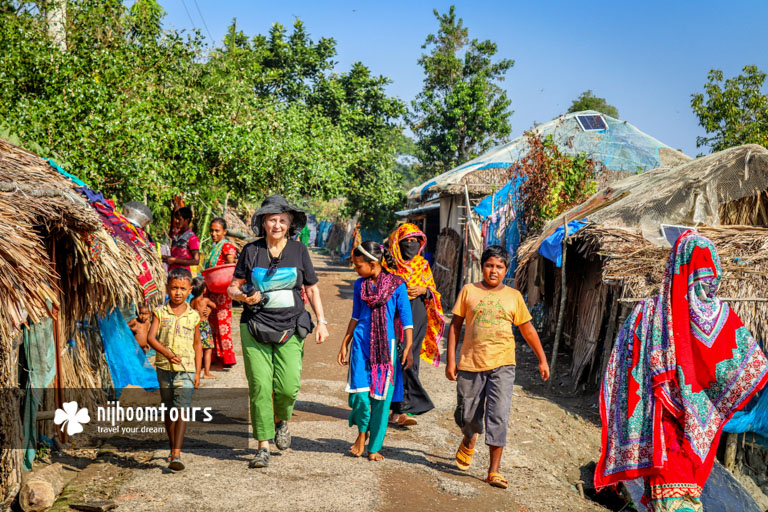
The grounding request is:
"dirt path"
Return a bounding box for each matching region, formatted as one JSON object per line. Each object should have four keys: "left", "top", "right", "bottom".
{"left": 56, "top": 251, "right": 609, "bottom": 512}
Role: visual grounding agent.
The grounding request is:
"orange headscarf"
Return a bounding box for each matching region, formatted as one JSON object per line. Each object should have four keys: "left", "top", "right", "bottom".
{"left": 383, "top": 223, "right": 445, "bottom": 366}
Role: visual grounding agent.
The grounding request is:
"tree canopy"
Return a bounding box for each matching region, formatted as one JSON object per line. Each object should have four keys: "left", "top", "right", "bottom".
{"left": 567, "top": 90, "right": 619, "bottom": 118}
{"left": 0, "top": 0, "right": 407, "bottom": 230}
{"left": 409, "top": 5, "right": 514, "bottom": 176}
{"left": 691, "top": 65, "right": 768, "bottom": 152}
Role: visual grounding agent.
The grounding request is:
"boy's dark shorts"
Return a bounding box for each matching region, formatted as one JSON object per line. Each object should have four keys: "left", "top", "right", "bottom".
{"left": 454, "top": 364, "right": 516, "bottom": 447}
{"left": 157, "top": 368, "right": 194, "bottom": 409}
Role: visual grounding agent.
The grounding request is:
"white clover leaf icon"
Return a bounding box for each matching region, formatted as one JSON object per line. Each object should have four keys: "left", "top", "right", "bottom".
{"left": 53, "top": 401, "right": 90, "bottom": 435}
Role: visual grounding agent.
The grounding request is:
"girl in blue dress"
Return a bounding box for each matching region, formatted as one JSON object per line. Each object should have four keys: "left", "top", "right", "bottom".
{"left": 337, "top": 241, "right": 413, "bottom": 460}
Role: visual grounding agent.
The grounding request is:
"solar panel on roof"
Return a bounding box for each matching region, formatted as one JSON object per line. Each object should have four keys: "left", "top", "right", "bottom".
{"left": 575, "top": 115, "right": 607, "bottom": 131}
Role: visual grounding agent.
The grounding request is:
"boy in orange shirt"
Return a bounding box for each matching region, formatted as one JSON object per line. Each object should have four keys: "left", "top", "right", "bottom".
{"left": 445, "top": 245, "right": 550, "bottom": 489}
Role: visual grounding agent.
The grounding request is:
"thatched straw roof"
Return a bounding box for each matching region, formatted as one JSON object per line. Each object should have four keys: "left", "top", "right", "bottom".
{"left": 515, "top": 144, "right": 768, "bottom": 387}
{"left": 0, "top": 138, "right": 164, "bottom": 341}
{"left": 570, "top": 225, "right": 768, "bottom": 343}
{"left": 518, "top": 144, "right": 768, "bottom": 263}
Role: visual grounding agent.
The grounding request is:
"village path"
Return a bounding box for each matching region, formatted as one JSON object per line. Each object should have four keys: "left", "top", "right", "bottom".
{"left": 107, "top": 252, "right": 609, "bottom": 512}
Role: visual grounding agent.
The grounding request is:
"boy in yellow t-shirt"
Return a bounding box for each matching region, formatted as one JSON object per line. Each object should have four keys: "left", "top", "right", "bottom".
{"left": 445, "top": 245, "right": 550, "bottom": 490}
{"left": 147, "top": 267, "right": 202, "bottom": 472}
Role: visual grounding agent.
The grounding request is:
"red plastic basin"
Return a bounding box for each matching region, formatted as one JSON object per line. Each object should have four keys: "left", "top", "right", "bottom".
{"left": 202, "top": 263, "right": 236, "bottom": 294}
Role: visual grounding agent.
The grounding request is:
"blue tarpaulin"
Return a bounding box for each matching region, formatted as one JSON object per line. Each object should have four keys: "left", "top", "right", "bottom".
{"left": 474, "top": 181, "right": 514, "bottom": 220}
{"left": 409, "top": 110, "right": 681, "bottom": 202}
{"left": 98, "top": 309, "right": 158, "bottom": 398}
{"left": 315, "top": 221, "right": 333, "bottom": 248}
{"left": 724, "top": 390, "right": 768, "bottom": 439}
{"left": 537, "top": 220, "right": 588, "bottom": 267}
{"left": 343, "top": 228, "right": 383, "bottom": 260}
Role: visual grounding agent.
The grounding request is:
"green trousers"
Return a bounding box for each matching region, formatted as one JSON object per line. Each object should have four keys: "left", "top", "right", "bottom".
{"left": 241, "top": 326, "right": 304, "bottom": 441}
{"left": 348, "top": 383, "right": 395, "bottom": 454}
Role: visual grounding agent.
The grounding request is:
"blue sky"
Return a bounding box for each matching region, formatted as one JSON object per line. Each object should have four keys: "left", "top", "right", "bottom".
{"left": 160, "top": 0, "right": 768, "bottom": 156}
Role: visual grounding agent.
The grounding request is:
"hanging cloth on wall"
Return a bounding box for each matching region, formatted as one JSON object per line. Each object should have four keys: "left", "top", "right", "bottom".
{"left": 21, "top": 317, "right": 57, "bottom": 470}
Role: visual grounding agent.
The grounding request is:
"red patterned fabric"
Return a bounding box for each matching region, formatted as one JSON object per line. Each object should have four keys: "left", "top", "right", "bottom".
{"left": 596, "top": 231, "right": 768, "bottom": 509}
{"left": 207, "top": 242, "right": 238, "bottom": 366}
{"left": 209, "top": 291, "right": 236, "bottom": 366}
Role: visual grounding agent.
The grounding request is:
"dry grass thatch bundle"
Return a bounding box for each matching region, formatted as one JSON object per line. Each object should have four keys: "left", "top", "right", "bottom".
{"left": 0, "top": 139, "right": 167, "bottom": 504}
{"left": 0, "top": 138, "right": 164, "bottom": 343}
{"left": 590, "top": 225, "right": 768, "bottom": 343}
{"left": 515, "top": 144, "right": 768, "bottom": 388}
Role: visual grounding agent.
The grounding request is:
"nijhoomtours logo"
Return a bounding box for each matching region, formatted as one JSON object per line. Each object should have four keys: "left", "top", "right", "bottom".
{"left": 54, "top": 401, "right": 91, "bottom": 435}
{"left": 95, "top": 401, "right": 214, "bottom": 434}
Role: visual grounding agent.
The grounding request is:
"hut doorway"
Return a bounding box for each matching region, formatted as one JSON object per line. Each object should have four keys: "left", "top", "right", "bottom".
{"left": 433, "top": 227, "right": 461, "bottom": 310}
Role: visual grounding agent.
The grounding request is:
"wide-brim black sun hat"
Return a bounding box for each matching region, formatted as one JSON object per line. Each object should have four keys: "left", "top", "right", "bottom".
{"left": 250, "top": 195, "right": 307, "bottom": 238}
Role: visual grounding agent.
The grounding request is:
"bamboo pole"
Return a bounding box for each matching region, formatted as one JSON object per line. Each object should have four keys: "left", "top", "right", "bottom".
{"left": 548, "top": 217, "right": 569, "bottom": 390}
{"left": 50, "top": 241, "right": 66, "bottom": 444}
{"left": 461, "top": 184, "right": 471, "bottom": 288}
{"left": 724, "top": 432, "right": 738, "bottom": 470}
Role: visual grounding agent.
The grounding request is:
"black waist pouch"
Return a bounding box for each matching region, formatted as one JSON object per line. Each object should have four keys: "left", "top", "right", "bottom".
{"left": 247, "top": 320, "right": 294, "bottom": 344}
{"left": 295, "top": 310, "right": 315, "bottom": 340}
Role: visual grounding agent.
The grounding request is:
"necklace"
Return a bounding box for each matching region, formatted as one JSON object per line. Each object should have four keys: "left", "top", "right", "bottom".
{"left": 267, "top": 238, "right": 287, "bottom": 258}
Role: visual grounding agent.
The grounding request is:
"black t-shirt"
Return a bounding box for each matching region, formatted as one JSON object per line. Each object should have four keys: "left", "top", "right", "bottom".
{"left": 233, "top": 239, "right": 318, "bottom": 329}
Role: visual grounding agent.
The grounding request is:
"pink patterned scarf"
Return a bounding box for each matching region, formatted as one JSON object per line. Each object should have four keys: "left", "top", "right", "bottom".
{"left": 360, "top": 271, "right": 404, "bottom": 397}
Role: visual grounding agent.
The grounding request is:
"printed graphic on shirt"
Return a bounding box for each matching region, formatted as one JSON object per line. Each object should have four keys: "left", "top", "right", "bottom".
{"left": 251, "top": 267, "right": 298, "bottom": 309}
{"left": 472, "top": 296, "right": 513, "bottom": 340}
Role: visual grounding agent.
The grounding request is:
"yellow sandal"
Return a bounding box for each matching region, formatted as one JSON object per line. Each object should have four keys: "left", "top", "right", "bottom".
{"left": 486, "top": 472, "right": 508, "bottom": 489}
{"left": 455, "top": 442, "right": 474, "bottom": 470}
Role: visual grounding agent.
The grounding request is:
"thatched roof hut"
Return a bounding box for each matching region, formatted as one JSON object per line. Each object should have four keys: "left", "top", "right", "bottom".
{"left": 0, "top": 139, "right": 165, "bottom": 503}
{"left": 516, "top": 144, "right": 768, "bottom": 390}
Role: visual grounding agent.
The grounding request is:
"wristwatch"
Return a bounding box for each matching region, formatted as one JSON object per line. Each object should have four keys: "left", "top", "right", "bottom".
{"left": 317, "top": 319, "right": 328, "bottom": 325}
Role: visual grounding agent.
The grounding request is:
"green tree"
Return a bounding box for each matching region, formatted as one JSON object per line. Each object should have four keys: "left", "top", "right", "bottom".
{"left": 691, "top": 65, "right": 768, "bottom": 152}
{"left": 410, "top": 5, "right": 514, "bottom": 175}
{"left": 0, "top": 1, "right": 407, "bottom": 232}
{"left": 567, "top": 90, "right": 618, "bottom": 118}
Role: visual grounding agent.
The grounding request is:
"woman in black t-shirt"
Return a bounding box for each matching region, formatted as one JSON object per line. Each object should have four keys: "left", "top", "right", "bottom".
{"left": 228, "top": 195, "right": 329, "bottom": 469}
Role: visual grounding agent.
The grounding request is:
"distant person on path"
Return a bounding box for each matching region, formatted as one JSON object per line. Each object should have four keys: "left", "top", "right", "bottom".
{"left": 147, "top": 267, "right": 202, "bottom": 472}
{"left": 190, "top": 277, "right": 217, "bottom": 379}
{"left": 163, "top": 207, "right": 200, "bottom": 272}
{"left": 446, "top": 245, "right": 550, "bottom": 489}
{"left": 383, "top": 223, "right": 444, "bottom": 426}
{"left": 227, "top": 195, "right": 329, "bottom": 469}
{"left": 337, "top": 241, "right": 414, "bottom": 460}
{"left": 203, "top": 217, "right": 238, "bottom": 368}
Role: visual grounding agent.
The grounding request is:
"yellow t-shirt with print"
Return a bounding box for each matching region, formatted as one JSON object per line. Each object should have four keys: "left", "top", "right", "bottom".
{"left": 452, "top": 283, "right": 533, "bottom": 372}
{"left": 153, "top": 304, "right": 200, "bottom": 372}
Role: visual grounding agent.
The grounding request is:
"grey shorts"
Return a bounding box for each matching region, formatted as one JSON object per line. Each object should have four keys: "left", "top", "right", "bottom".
{"left": 157, "top": 368, "right": 194, "bottom": 409}
{"left": 454, "top": 365, "right": 516, "bottom": 446}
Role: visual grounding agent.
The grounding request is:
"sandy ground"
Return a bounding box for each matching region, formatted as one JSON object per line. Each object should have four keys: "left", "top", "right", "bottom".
{"left": 45, "top": 251, "right": 610, "bottom": 512}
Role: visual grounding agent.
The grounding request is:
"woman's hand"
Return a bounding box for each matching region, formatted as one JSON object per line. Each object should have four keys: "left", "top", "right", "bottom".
{"left": 337, "top": 343, "right": 348, "bottom": 366}
{"left": 243, "top": 291, "right": 262, "bottom": 306}
{"left": 407, "top": 285, "right": 427, "bottom": 299}
{"left": 445, "top": 360, "right": 457, "bottom": 381}
{"left": 163, "top": 255, "right": 176, "bottom": 265}
{"left": 403, "top": 349, "right": 414, "bottom": 370}
{"left": 315, "top": 323, "right": 329, "bottom": 344}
